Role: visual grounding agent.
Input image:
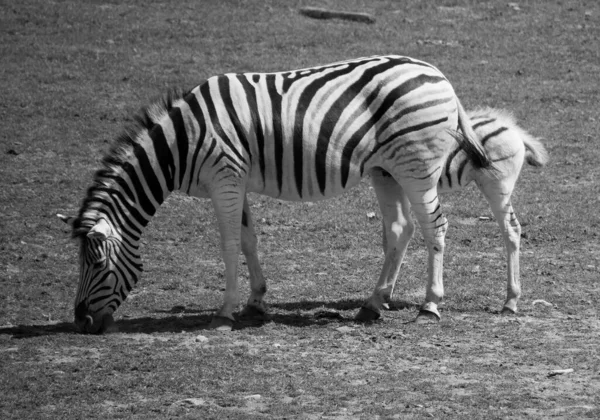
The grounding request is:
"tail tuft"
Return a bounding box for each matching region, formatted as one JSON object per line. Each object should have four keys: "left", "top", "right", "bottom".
{"left": 523, "top": 136, "right": 549, "bottom": 167}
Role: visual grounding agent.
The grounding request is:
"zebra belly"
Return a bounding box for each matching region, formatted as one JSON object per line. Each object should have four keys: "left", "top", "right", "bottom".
{"left": 247, "top": 162, "right": 366, "bottom": 202}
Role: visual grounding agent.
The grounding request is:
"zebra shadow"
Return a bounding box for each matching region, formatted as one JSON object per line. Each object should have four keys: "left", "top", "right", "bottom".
{"left": 269, "top": 298, "right": 418, "bottom": 312}
{"left": 0, "top": 299, "right": 419, "bottom": 337}
{"left": 0, "top": 322, "right": 77, "bottom": 338}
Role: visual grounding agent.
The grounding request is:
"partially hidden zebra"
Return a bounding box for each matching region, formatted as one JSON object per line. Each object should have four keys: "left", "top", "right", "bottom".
{"left": 360, "top": 106, "right": 548, "bottom": 322}
{"left": 57, "top": 55, "right": 545, "bottom": 333}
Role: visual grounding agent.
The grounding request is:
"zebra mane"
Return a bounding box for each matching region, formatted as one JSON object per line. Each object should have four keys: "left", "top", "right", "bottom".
{"left": 105, "top": 87, "right": 190, "bottom": 169}
{"left": 72, "top": 87, "right": 191, "bottom": 238}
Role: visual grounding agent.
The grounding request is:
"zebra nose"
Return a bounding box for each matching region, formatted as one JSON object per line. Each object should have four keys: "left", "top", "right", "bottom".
{"left": 74, "top": 300, "right": 95, "bottom": 333}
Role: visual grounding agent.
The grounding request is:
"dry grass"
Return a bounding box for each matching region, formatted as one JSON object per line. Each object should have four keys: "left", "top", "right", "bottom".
{"left": 1, "top": 0, "right": 599, "bottom": 418}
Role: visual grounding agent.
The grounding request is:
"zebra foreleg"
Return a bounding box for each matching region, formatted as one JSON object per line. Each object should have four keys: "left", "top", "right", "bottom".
{"left": 356, "top": 169, "right": 414, "bottom": 322}
{"left": 405, "top": 187, "right": 448, "bottom": 323}
{"left": 239, "top": 196, "right": 268, "bottom": 319}
{"left": 209, "top": 183, "right": 246, "bottom": 331}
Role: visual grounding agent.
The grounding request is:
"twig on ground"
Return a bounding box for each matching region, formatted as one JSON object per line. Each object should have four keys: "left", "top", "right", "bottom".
{"left": 299, "top": 7, "right": 376, "bottom": 24}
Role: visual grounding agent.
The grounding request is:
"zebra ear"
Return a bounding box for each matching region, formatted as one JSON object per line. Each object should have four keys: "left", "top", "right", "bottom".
{"left": 87, "top": 219, "right": 112, "bottom": 241}
{"left": 57, "top": 213, "right": 75, "bottom": 225}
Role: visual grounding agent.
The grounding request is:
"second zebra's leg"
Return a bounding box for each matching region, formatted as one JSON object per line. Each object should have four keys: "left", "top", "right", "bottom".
{"left": 405, "top": 187, "right": 448, "bottom": 323}
{"left": 479, "top": 180, "right": 522, "bottom": 314}
{"left": 209, "top": 184, "right": 246, "bottom": 331}
{"left": 239, "top": 196, "right": 268, "bottom": 318}
{"left": 356, "top": 168, "right": 415, "bottom": 321}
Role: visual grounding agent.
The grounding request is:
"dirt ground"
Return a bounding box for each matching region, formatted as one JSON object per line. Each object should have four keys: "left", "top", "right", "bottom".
{"left": 1, "top": 0, "right": 599, "bottom": 418}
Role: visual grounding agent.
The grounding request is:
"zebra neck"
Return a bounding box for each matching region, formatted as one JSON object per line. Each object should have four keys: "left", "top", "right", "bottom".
{"left": 78, "top": 190, "right": 146, "bottom": 244}
{"left": 79, "top": 149, "right": 176, "bottom": 242}
{"left": 79, "top": 88, "right": 207, "bottom": 239}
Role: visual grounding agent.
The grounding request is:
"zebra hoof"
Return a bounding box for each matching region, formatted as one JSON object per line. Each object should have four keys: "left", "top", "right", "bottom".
{"left": 415, "top": 309, "right": 441, "bottom": 324}
{"left": 239, "top": 304, "right": 267, "bottom": 319}
{"left": 355, "top": 306, "right": 381, "bottom": 322}
{"left": 209, "top": 315, "right": 235, "bottom": 331}
{"left": 500, "top": 306, "right": 517, "bottom": 315}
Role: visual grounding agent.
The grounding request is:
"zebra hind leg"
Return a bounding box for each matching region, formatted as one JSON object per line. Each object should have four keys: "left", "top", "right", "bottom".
{"left": 478, "top": 177, "right": 522, "bottom": 315}
{"left": 404, "top": 186, "right": 449, "bottom": 324}
{"left": 356, "top": 169, "right": 414, "bottom": 322}
{"left": 239, "top": 196, "right": 269, "bottom": 319}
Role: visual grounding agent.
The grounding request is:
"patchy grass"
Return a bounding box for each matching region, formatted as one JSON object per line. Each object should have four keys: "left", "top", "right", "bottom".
{"left": 1, "top": 0, "right": 599, "bottom": 418}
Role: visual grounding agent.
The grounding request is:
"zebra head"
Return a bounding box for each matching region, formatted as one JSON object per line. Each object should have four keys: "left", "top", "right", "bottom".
{"left": 59, "top": 214, "right": 143, "bottom": 333}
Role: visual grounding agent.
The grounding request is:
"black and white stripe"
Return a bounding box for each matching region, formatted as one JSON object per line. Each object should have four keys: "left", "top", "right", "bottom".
{"left": 63, "top": 55, "right": 499, "bottom": 332}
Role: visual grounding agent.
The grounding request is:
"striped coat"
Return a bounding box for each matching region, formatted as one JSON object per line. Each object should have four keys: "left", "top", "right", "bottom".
{"left": 60, "top": 55, "right": 515, "bottom": 333}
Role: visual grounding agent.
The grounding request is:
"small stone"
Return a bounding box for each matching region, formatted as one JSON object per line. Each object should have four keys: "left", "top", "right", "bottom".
{"left": 548, "top": 368, "right": 574, "bottom": 377}
{"left": 178, "top": 398, "right": 206, "bottom": 406}
{"left": 336, "top": 326, "right": 354, "bottom": 333}
{"left": 532, "top": 299, "right": 553, "bottom": 307}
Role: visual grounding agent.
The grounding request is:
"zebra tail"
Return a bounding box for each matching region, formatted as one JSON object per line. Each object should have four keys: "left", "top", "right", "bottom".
{"left": 455, "top": 98, "right": 493, "bottom": 170}
{"left": 522, "top": 134, "right": 549, "bottom": 168}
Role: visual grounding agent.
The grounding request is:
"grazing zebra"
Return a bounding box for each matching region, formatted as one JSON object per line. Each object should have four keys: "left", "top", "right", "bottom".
{"left": 59, "top": 55, "right": 496, "bottom": 333}
{"left": 356, "top": 107, "right": 548, "bottom": 322}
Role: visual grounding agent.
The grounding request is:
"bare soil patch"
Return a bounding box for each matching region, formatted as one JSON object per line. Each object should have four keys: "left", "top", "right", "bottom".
{"left": 1, "top": 1, "right": 599, "bottom": 418}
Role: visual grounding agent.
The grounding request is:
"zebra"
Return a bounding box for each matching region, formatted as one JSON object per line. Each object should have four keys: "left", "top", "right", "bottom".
{"left": 58, "top": 54, "right": 502, "bottom": 333}
{"left": 357, "top": 107, "right": 548, "bottom": 322}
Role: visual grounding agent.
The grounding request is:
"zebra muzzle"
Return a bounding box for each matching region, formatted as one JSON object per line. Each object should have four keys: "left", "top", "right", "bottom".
{"left": 74, "top": 313, "right": 96, "bottom": 333}
{"left": 76, "top": 313, "right": 115, "bottom": 334}
{"left": 74, "top": 300, "right": 116, "bottom": 334}
{"left": 84, "top": 315, "right": 94, "bottom": 330}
